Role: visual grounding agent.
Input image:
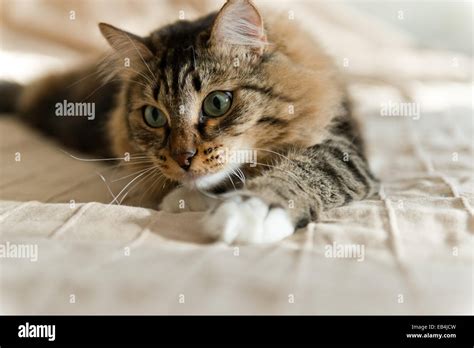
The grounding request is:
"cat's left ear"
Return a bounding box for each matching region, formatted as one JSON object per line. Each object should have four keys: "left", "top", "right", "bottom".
{"left": 210, "top": 0, "right": 267, "bottom": 55}
{"left": 99, "top": 23, "right": 153, "bottom": 60}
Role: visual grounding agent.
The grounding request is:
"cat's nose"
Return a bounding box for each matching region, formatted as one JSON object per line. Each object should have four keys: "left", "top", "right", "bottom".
{"left": 172, "top": 149, "right": 196, "bottom": 171}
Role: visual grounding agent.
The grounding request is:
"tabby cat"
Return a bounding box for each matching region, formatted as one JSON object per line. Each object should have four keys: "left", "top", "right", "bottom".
{"left": 0, "top": 0, "right": 378, "bottom": 244}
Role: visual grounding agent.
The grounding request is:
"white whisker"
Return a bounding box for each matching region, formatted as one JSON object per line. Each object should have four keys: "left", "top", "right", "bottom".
{"left": 109, "top": 166, "right": 158, "bottom": 205}
{"left": 118, "top": 168, "right": 157, "bottom": 205}
{"left": 96, "top": 171, "right": 118, "bottom": 202}
{"left": 60, "top": 149, "right": 149, "bottom": 162}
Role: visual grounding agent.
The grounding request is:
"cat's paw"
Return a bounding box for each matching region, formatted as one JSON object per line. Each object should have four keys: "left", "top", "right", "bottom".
{"left": 204, "top": 195, "right": 294, "bottom": 244}
{"left": 159, "top": 186, "right": 216, "bottom": 213}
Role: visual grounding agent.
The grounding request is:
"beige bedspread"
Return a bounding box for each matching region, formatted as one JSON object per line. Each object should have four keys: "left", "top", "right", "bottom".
{"left": 0, "top": 0, "right": 472, "bottom": 314}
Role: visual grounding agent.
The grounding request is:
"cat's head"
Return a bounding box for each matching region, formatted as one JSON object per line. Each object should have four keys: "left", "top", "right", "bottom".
{"left": 99, "top": 0, "right": 340, "bottom": 189}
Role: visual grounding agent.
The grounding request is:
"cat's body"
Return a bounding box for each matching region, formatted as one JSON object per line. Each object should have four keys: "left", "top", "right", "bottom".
{"left": 0, "top": 0, "right": 378, "bottom": 244}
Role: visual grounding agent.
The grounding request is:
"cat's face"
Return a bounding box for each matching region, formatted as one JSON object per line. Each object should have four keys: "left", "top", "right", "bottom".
{"left": 101, "top": 0, "right": 316, "bottom": 189}
{"left": 123, "top": 44, "right": 273, "bottom": 189}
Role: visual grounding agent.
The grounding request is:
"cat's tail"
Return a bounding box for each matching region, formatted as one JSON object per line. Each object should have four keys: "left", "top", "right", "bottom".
{"left": 0, "top": 80, "right": 23, "bottom": 114}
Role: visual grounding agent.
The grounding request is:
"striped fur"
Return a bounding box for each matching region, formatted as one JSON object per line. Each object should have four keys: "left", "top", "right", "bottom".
{"left": 245, "top": 113, "right": 379, "bottom": 228}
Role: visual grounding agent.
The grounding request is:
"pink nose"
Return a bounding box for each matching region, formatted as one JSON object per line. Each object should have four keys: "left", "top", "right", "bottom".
{"left": 172, "top": 150, "right": 196, "bottom": 171}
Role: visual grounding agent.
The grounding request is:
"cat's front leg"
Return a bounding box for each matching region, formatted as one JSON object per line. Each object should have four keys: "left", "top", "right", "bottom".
{"left": 203, "top": 135, "right": 378, "bottom": 244}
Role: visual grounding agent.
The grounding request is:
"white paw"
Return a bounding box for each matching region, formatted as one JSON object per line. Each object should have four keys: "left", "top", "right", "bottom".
{"left": 204, "top": 196, "right": 294, "bottom": 244}
{"left": 159, "top": 186, "right": 217, "bottom": 213}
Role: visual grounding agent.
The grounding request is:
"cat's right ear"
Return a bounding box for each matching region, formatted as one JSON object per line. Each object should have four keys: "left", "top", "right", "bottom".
{"left": 99, "top": 23, "right": 153, "bottom": 60}
{"left": 210, "top": 0, "right": 267, "bottom": 55}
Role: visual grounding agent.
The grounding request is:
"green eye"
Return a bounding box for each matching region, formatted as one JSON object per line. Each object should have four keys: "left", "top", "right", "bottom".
{"left": 202, "top": 91, "right": 233, "bottom": 117}
{"left": 143, "top": 106, "right": 167, "bottom": 128}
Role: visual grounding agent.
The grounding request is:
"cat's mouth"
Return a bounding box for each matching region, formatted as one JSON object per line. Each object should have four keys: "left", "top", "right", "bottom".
{"left": 158, "top": 145, "right": 246, "bottom": 190}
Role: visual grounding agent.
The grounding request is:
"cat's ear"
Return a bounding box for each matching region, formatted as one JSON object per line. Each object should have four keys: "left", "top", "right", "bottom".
{"left": 99, "top": 23, "right": 153, "bottom": 60}
{"left": 210, "top": 0, "right": 267, "bottom": 55}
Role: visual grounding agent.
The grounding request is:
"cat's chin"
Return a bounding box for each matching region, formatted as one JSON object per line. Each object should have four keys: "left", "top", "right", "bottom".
{"left": 180, "top": 165, "right": 240, "bottom": 191}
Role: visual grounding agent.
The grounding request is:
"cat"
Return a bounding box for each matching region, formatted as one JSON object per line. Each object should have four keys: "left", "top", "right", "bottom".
{"left": 0, "top": 0, "right": 378, "bottom": 244}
